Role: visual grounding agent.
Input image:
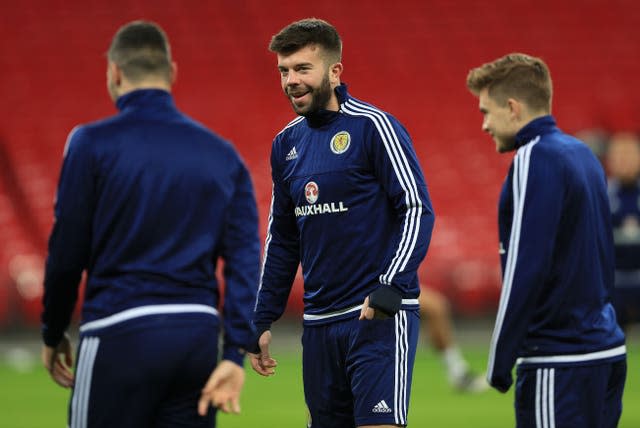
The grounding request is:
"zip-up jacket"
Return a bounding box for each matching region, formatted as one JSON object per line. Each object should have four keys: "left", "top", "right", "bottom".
{"left": 488, "top": 115, "right": 626, "bottom": 392}
{"left": 253, "top": 84, "right": 434, "bottom": 330}
{"left": 41, "top": 89, "right": 260, "bottom": 365}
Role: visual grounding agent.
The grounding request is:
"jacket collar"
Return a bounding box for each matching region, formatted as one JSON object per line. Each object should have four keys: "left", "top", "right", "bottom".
{"left": 115, "top": 89, "right": 175, "bottom": 112}
{"left": 515, "top": 115, "right": 557, "bottom": 148}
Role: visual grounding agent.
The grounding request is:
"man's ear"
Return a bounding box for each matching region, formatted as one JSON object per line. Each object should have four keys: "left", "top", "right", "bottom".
{"left": 108, "top": 61, "right": 122, "bottom": 86}
{"left": 507, "top": 98, "right": 522, "bottom": 120}
{"left": 169, "top": 61, "right": 177, "bottom": 85}
{"left": 329, "top": 62, "right": 343, "bottom": 85}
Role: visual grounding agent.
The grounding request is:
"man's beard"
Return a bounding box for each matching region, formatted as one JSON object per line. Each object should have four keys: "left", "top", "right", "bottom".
{"left": 496, "top": 134, "right": 517, "bottom": 153}
{"left": 288, "top": 74, "right": 333, "bottom": 117}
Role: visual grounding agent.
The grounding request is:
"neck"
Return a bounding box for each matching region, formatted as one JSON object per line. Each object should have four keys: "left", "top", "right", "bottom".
{"left": 517, "top": 111, "right": 549, "bottom": 131}
{"left": 324, "top": 82, "right": 341, "bottom": 111}
{"left": 118, "top": 79, "right": 171, "bottom": 98}
{"left": 326, "top": 96, "right": 340, "bottom": 112}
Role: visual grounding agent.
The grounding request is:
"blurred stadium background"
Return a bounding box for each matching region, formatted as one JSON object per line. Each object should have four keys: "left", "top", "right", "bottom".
{"left": 0, "top": 0, "right": 639, "bottom": 426}
{"left": 3, "top": 0, "right": 640, "bottom": 325}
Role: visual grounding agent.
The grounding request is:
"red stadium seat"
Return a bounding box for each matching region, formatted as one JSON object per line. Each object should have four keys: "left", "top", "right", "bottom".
{"left": 1, "top": 0, "right": 639, "bottom": 322}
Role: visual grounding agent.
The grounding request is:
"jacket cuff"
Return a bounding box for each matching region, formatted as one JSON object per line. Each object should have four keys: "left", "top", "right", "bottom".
{"left": 489, "top": 373, "right": 513, "bottom": 393}
{"left": 222, "top": 345, "right": 246, "bottom": 367}
{"left": 246, "top": 323, "right": 271, "bottom": 354}
{"left": 42, "top": 325, "right": 65, "bottom": 348}
{"left": 368, "top": 286, "right": 402, "bottom": 317}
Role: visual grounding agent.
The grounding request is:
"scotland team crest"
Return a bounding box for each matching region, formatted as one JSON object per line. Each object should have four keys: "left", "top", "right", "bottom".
{"left": 330, "top": 131, "right": 351, "bottom": 154}
{"left": 305, "top": 181, "right": 319, "bottom": 204}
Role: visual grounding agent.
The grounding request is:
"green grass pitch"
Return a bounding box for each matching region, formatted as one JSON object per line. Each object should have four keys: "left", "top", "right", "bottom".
{"left": 1, "top": 340, "right": 638, "bottom": 427}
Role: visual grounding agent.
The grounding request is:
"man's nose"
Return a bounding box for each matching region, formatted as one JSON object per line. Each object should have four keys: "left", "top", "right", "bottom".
{"left": 286, "top": 71, "right": 301, "bottom": 86}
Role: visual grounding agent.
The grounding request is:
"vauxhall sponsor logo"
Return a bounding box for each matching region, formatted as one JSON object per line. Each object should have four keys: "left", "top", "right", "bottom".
{"left": 295, "top": 181, "right": 348, "bottom": 217}
{"left": 295, "top": 202, "right": 349, "bottom": 217}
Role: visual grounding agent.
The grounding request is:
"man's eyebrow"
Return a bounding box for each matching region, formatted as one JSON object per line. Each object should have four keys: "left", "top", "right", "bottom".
{"left": 278, "top": 62, "right": 313, "bottom": 70}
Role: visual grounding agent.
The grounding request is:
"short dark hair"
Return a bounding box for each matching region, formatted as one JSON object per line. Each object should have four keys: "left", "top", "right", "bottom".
{"left": 269, "top": 18, "right": 342, "bottom": 63}
{"left": 108, "top": 20, "right": 172, "bottom": 83}
{"left": 466, "top": 53, "right": 553, "bottom": 113}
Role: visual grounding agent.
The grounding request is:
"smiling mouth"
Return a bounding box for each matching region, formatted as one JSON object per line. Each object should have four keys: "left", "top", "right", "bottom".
{"left": 287, "top": 85, "right": 309, "bottom": 96}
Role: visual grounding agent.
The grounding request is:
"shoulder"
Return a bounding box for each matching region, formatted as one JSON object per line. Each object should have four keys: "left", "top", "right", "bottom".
{"left": 340, "top": 96, "right": 402, "bottom": 127}
{"left": 181, "top": 113, "right": 241, "bottom": 156}
{"left": 78, "top": 111, "right": 128, "bottom": 136}
{"left": 524, "top": 131, "right": 602, "bottom": 181}
{"left": 62, "top": 123, "right": 97, "bottom": 159}
{"left": 340, "top": 96, "right": 410, "bottom": 141}
{"left": 277, "top": 115, "right": 306, "bottom": 134}
{"left": 271, "top": 116, "right": 305, "bottom": 159}
{"left": 536, "top": 131, "right": 599, "bottom": 167}
{"left": 513, "top": 136, "right": 562, "bottom": 184}
{"left": 63, "top": 113, "right": 127, "bottom": 155}
{"left": 520, "top": 133, "right": 566, "bottom": 162}
{"left": 275, "top": 115, "right": 306, "bottom": 138}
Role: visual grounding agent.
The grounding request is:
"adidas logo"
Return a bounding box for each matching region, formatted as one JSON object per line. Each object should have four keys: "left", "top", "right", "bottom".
{"left": 285, "top": 146, "right": 298, "bottom": 161}
{"left": 371, "top": 400, "right": 392, "bottom": 413}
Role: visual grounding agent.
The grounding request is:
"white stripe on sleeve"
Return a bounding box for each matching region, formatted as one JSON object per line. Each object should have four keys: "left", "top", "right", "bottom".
{"left": 256, "top": 184, "right": 275, "bottom": 309}
{"left": 341, "top": 100, "right": 422, "bottom": 286}
{"left": 487, "top": 137, "right": 540, "bottom": 380}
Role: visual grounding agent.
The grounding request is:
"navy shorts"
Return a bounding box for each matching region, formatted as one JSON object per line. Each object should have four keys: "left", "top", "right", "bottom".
{"left": 302, "top": 309, "right": 419, "bottom": 427}
{"left": 515, "top": 359, "right": 626, "bottom": 428}
{"left": 69, "top": 313, "right": 219, "bottom": 428}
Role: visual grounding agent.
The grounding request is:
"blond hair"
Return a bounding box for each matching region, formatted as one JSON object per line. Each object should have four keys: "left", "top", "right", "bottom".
{"left": 466, "top": 53, "right": 552, "bottom": 113}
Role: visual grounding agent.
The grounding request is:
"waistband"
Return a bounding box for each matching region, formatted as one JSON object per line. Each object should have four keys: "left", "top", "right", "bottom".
{"left": 79, "top": 304, "right": 219, "bottom": 333}
{"left": 516, "top": 344, "right": 626, "bottom": 366}
{"left": 303, "top": 298, "right": 419, "bottom": 324}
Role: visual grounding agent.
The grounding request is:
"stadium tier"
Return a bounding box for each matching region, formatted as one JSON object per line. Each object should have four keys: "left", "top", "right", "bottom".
{"left": 1, "top": 0, "right": 639, "bottom": 326}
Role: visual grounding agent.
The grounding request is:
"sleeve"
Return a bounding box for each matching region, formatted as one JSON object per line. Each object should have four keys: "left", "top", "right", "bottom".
{"left": 251, "top": 140, "right": 300, "bottom": 334}
{"left": 487, "top": 143, "right": 563, "bottom": 392}
{"left": 41, "top": 126, "right": 95, "bottom": 347}
{"left": 219, "top": 158, "right": 261, "bottom": 366}
{"left": 368, "top": 116, "right": 435, "bottom": 311}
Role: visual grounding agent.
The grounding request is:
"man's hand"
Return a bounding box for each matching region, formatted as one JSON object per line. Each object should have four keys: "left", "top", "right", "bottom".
{"left": 41, "top": 334, "right": 74, "bottom": 388}
{"left": 359, "top": 296, "right": 391, "bottom": 320}
{"left": 248, "top": 330, "right": 277, "bottom": 376}
{"left": 198, "top": 360, "right": 245, "bottom": 416}
{"left": 361, "top": 287, "right": 402, "bottom": 320}
{"left": 359, "top": 296, "right": 376, "bottom": 320}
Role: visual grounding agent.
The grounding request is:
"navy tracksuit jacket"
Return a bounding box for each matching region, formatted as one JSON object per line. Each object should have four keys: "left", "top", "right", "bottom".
{"left": 488, "top": 115, "right": 625, "bottom": 392}
{"left": 253, "top": 84, "right": 435, "bottom": 328}
{"left": 41, "top": 89, "right": 260, "bottom": 365}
